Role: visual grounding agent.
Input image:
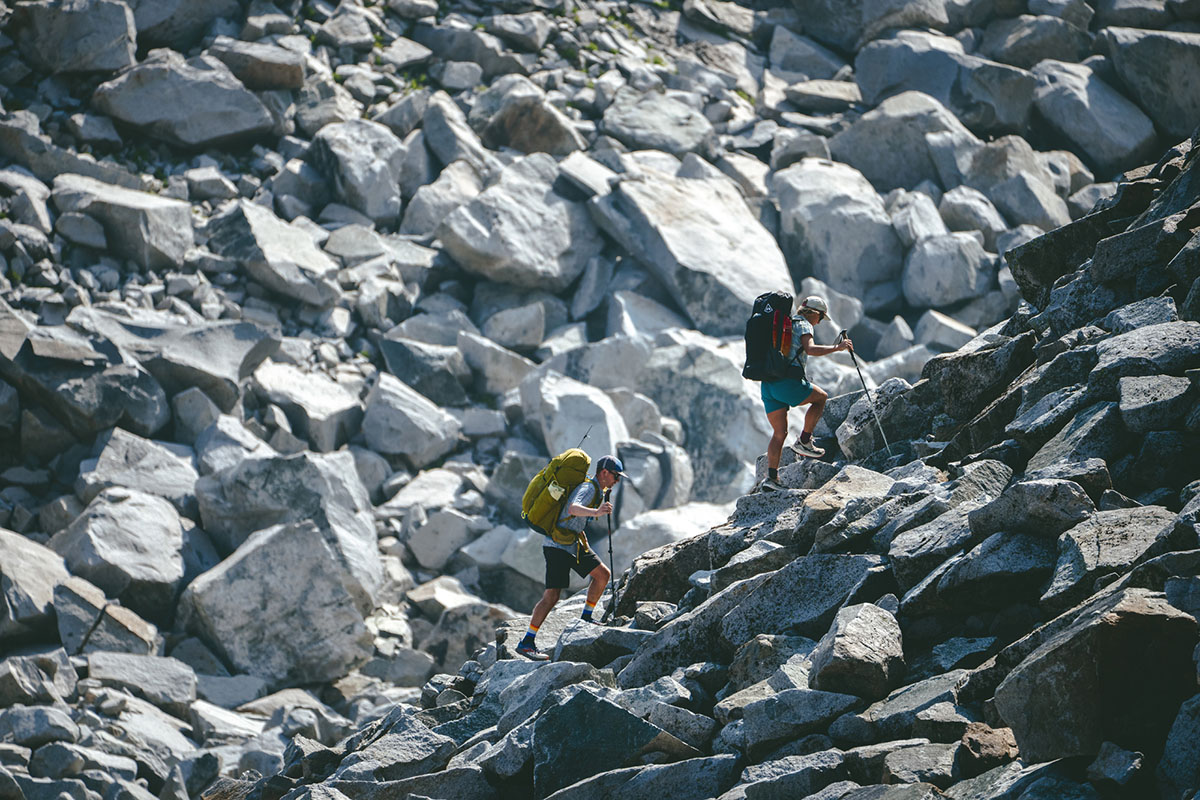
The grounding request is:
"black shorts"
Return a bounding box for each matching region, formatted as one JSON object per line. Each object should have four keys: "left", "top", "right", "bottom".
{"left": 544, "top": 546, "right": 602, "bottom": 589}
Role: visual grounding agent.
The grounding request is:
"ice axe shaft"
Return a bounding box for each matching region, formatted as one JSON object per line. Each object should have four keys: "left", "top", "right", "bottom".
{"left": 840, "top": 330, "right": 892, "bottom": 455}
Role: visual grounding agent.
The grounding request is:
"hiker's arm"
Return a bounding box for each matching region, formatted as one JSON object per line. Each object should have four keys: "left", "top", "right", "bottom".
{"left": 801, "top": 334, "right": 851, "bottom": 357}
{"left": 567, "top": 501, "right": 612, "bottom": 517}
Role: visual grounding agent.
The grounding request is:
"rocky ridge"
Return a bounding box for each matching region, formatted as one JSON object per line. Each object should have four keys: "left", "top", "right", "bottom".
{"left": 1, "top": 0, "right": 1199, "bottom": 799}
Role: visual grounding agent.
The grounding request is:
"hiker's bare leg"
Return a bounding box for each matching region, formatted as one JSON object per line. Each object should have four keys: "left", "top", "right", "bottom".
{"left": 803, "top": 386, "right": 828, "bottom": 435}
{"left": 586, "top": 563, "right": 611, "bottom": 607}
{"left": 767, "top": 408, "right": 789, "bottom": 470}
{"left": 530, "top": 588, "right": 561, "bottom": 629}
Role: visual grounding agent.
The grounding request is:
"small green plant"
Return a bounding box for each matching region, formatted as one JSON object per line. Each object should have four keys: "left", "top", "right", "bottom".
{"left": 473, "top": 22, "right": 485, "bottom": 30}
{"left": 735, "top": 88, "right": 753, "bottom": 103}
{"left": 585, "top": 41, "right": 598, "bottom": 51}
{"left": 650, "top": 54, "right": 665, "bottom": 66}
{"left": 333, "top": 71, "right": 345, "bottom": 83}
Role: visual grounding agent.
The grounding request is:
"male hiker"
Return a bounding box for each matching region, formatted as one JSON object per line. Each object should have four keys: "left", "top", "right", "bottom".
{"left": 759, "top": 295, "right": 852, "bottom": 491}
{"left": 516, "top": 454, "right": 624, "bottom": 660}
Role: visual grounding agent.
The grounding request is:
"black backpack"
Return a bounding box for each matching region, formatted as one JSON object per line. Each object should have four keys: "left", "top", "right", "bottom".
{"left": 742, "top": 291, "right": 805, "bottom": 382}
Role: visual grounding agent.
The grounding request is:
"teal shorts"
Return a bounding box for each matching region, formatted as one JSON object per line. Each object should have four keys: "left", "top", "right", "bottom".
{"left": 761, "top": 377, "right": 814, "bottom": 414}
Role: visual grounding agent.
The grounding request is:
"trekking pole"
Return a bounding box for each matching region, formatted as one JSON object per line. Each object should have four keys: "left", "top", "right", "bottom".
{"left": 600, "top": 488, "right": 619, "bottom": 624}
{"left": 840, "top": 330, "right": 892, "bottom": 455}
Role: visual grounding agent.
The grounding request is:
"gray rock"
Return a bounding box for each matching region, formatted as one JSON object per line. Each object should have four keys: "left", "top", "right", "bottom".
{"left": 207, "top": 199, "right": 341, "bottom": 307}
{"left": 939, "top": 186, "right": 1008, "bottom": 251}
{"left": 92, "top": 49, "right": 272, "bottom": 148}
{"left": 75, "top": 426, "right": 198, "bottom": 515}
{"left": 725, "top": 749, "right": 849, "bottom": 799}
{"left": 54, "top": 575, "right": 158, "bottom": 655}
{"left": 647, "top": 704, "right": 719, "bottom": 750}
{"left": 995, "top": 589, "right": 1198, "bottom": 763}
{"left": 720, "top": 555, "right": 887, "bottom": 651}
{"left": 400, "top": 160, "right": 482, "bottom": 237}
{"left": 362, "top": 372, "right": 461, "bottom": 468}
{"left": 965, "top": 135, "right": 1071, "bottom": 232}
{"left": 774, "top": 159, "right": 904, "bottom": 300}
{"left": 889, "top": 190, "right": 949, "bottom": 249}
{"left": 412, "top": 17, "right": 535, "bottom": 79}
{"left": 0, "top": 705, "right": 78, "bottom": 748}
{"left": 207, "top": 35, "right": 304, "bottom": 90}
{"left": 251, "top": 361, "right": 363, "bottom": 453}
{"left": 0, "top": 112, "right": 142, "bottom": 190}
{"left": 1118, "top": 375, "right": 1194, "bottom": 433}
{"left": 831, "top": 669, "right": 968, "bottom": 746}
{"left": 49, "top": 488, "right": 184, "bottom": 621}
{"left": 87, "top": 652, "right": 196, "bottom": 715}
{"left": 14, "top": 0, "right": 136, "bottom": 73}
{"left": 1032, "top": 60, "right": 1158, "bottom": 177}
{"left": 769, "top": 26, "right": 845, "bottom": 78}
{"left": 902, "top": 233, "right": 992, "bottom": 309}
{"left": 1159, "top": 693, "right": 1200, "bottom": 800}
{"left": 914, "top": 310, "right": 976, "bottom": 350}
{"left": 790, "top": 0, "right": 948, "bottom": 52}
{"left": 968, "top": 478, "right": 1095, "bottom": 539}
{"left": 27, "top": 741, "right": 138, "bottom": 781}
{"left": 179, "top": 520, "right": 374, "bottom": 689}
{"left": 0, "top": 528, "right": 68, "bottom": 641}
{"left": 980, "top": 15, "right": 1090, "bottom": 69}
{"left": 1089, "top": 322, "right": 1200, "bottom": 396}
{"left": 1026, "top": 401, "right": 1126, "bottom": 472}
{"left": 742, "top": 689, "right": 861, "bottom": 753}
{"left": 1041, "top": 506, "right": 1177, "bottom": 612}
{"left": 334, "top": 707, "right": 456, "bottom": 781}
{"left": 194, "top": 415, "right": 275, "bottom": 476}
{"left": 809, "top": 604, "right": 905, "bottom": 701}
{"left": 882, "top": 742, "right": 960, "bottom": 789}
{"left": 127, "top": 0, "right": 240, "bottom": 48}
{"left": 1085, "top": 740, "right": 1144, "bottom": 788}
{"left": 311, "top": 120, "right": 407, "bottom": 225}
{"left": 0, "top": 648, "right": 76, "bottom": 707}
{"left": 380, "top": 336, "right": 471, "bottom": 406}
{"left": 1100, "top": 26, "right": 1200, "bottom": 139}
{"left": 471, "top": 75, "right": 585, "bottom": 156}
{"left": 602, "top": 87, "right": 714, "bottom": 156}
{"left": 591, "top": 170, "right": 791, "bottom": 337}
{"left": 889, "top": 503, "right": 978, "bottom": 594}
{"left": 532, "top": 688, "right": 699, "bottom": 798}
{"left": 936, "top": 531, "right": 1057, "bottom": 607}
{"left": 855, "top": 31, "right": 1035, "bottom": 136}
{"left": 831, "top": 91, "right": 980, "bottom": 194}
{"left": 439, "top": 153, "right": 601, "bottom": 292}
{"left": 51, "top": 173, "right": 192, "bottom": 271}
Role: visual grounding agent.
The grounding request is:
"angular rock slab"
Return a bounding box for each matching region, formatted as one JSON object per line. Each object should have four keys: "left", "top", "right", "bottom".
{"left": 334, "top": 707, "right": 456, "bottom": 781}
{"left": 591, "top": 170, "right": 792, "bottom": 337}
{"left": 194, "top": 450, "right": 381, "bottom": 607}
{"left": 994, "top": 588, "right": 1198, "bottom": 763}
{"left": 75, "top": 426, "right": 199, "bottom": 516}
{"left": 49, "top": 488, "right": 185, "bottom": 623}
{"left": 86, "top": 652, "right": 196, "bottom": 715}
{"left": 311, "top": 119, "right": 407, "bottom": 224}
{"left": 92, "top": 50, "right": 272, "bottom": 148}
{"left": 532, "top": 688, "right": 700, "bottom": 798}
{"left": 206, "top": 199, "right": 341, "bottom": 307}
{"left": 1101, "top": 26, "right": 1200, "bottom": 139}
{"left": 519, "top": 369, "right": 629, "bottom": 462}
{"left": 252, "top": 361, "right": 363, "bottom": 453}
{"left": 774, "top": 158, "right": 904, "bottom": 299}
{"left": 1040, "top": 506, "right": 1177, "bottom": 613}
{"left": 67, "top": 306, "right": 278, "bottom": 412}
{"left": 601, "top": 86, "right": 715, "bottom": 156}
{"left": 14, "top": 0, "right": 136, "bottom": 74}
{"left": 52, "top": 173, "right": 193, "bottom": 271}
{"left": 178, "top": 520, "right": 374, "bottom": 689}
{"left": 720, "top": 555, "right": 887, "bottom": 652}
{"left": 438, "top": 153, "right": 603, "bottom": 292}
{"left": 362, "top": 372, "right": 461, "bottom": 469}
{"left": 809, "top": 603, "right": 905, "bottom": 701}
{"left": 0, "top": 528, "right": 68, "bottom": 641}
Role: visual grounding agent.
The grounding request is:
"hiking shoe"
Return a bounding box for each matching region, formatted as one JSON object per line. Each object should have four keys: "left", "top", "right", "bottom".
{"left": 581, "top": 615, "right": 601, "bottom": 625}
{"left": 516, "top": 641, "right": 550, "bottom": 661}
{"left": 795, "top": 439, "right": 825, "bottom": 459}
{"left": 759, "top": 477, "right": 785, "bottom": 492}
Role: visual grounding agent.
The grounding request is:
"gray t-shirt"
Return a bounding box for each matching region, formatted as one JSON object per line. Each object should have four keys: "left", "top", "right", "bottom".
{"left": 787, "top": 316, "right": 814, "bottom": 375}
{"left": 546, "top": 480, "right": 598, "bottom": 553}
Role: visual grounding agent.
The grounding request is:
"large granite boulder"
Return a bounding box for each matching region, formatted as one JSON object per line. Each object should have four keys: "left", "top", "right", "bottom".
{"left": 13, "top": 0, "right": 136, "bottom": 74}
{"left": 774, "top": 159, "right": 904, "bottom": 301}
{"left": 601, "top": 87, "right": 715, "bottom": 156}
{"left": 519, "top": 369, "right": 629, "bottom": 460}
{"left": 251, "top": 361, "right": 363, "bottom": 453}
{"left": 48, "top": 488, "right": 185, "bottom": 623}
{"left": 809, "top": 603, "right": 906, "bottom": 701}
{"left": 178, "top": 520, "right": 375, "bottom": 689}
{"left": 470, "top": 74, "right": 585, "bottom": 156}
{"left": 52, "top": 173, "right": 193, "bottom": 271}
{"left": 92, "top": 49, "right": 272, "bottom": 148}
{"left": 0, "top": 528, "right": 69, "bottom": 641}
{"left": 590, "top": 170, "right": 792, "bottom": 337}
{"left": 206, "top": 200, "right": 342, "bottom": 307}
{"left": 362, "top": 372, "right": 462, "bottom": 468}
{"left": 995, "top": 589, "right": 1197, "bottom": 763}
{"left": 310, "top": 120, "right": 407, "bottom": 224}
{"left": 75, "top": 426, "right": 199, "bottom": 516}
{"left": 1100, "top": 26, "right": 1200, "bottom": 139}
{"left": 438, "top": 153, "right": 603, "bottom": 292}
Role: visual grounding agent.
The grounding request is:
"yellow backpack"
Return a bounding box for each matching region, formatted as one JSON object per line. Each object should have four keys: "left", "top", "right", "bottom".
{"left": 521, "top": 448, "right": 597, "bottom": 546}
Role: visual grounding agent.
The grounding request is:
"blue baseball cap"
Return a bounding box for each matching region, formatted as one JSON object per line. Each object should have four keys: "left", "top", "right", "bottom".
{"left": 595, "top": 455, "right": 627, "bottom": 478}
